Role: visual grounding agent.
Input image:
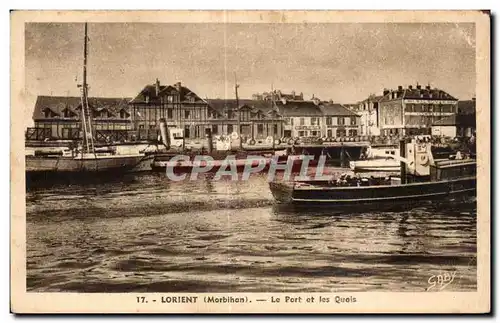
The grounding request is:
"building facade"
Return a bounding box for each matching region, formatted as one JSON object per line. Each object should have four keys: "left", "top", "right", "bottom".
{"left": 28, "top": 96, "right": 133, "bottom": 141}
{"left": 276, "top": 100, "right": 323, "bottom": 138}
{"left": 277, "top": 100, "right": 361, "bottom": 138}
{"left": 28, "top": 82, "right": 365, "bottom": 142}
{"left": 205, "top": 99, "right": 284, "bottom": 141}
{"left": 378, "top": 84, "right": 458, "bottom": 136}
{"left": 320, "top": 103, "right": 361, "bottom": 137}
{"left": 348, "top": 95, "right": 382, "bottom": 136}
{"left": 129, "top": 80, "right": 212, "bottom": 139}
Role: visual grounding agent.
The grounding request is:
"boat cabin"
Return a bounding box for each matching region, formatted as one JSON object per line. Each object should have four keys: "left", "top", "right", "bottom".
{"left": 430, "top": 159, "right": 476, "bottom": 181}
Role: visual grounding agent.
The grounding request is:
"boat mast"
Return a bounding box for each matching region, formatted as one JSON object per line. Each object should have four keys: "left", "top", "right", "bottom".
{"left": 80, "top": 22, "right": 95, "bottom": 154}
{"left": 234, "top": 73, "right": 242, "bottom": 149}
{"left": 271, "top": 84, "right": 275, "bottom": 150}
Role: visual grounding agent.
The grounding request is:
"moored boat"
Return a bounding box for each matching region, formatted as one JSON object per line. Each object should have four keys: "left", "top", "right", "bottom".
{"left": 269, "top": 137, "right": 476, "bottom": 209}
{"left": 25, "top": 23, "right": 146, "bottom": 177}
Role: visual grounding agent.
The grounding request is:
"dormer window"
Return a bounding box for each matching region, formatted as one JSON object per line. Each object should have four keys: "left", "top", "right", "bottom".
{"left": 119, "top": 109, "right": 130, "bottom": 119}
{"left": 43, "top": 108, "right": 59, "bottom": 118}
{"left": 62, "top": 108, "right": 75, "bottom": 118}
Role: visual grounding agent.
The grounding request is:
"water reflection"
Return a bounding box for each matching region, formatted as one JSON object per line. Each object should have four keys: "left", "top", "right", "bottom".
{"left": 26, "top": 172, "right": 477, "bottom": 292}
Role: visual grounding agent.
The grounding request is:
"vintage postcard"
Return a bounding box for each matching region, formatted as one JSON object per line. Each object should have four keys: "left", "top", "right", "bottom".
{"left": 11, "top": 10, "right": 490, "bottom": 313}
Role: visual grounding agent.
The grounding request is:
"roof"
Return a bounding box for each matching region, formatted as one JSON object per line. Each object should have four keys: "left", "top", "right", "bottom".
{"left": 275, "top": 100, "right": 324, "bottom": 117}
{"left": 403, "top": 88, "right": 457, "bottom": 100}
{"left": 129, "top": 83, "right": 203, "bottom": 104}
{"left": 458, "top": 100, "right": 476, "bottom": 115}
{"left": 205, "top": 99, "right": 277, "bottom": 117}
{"left": 380, "top": 86, "right": 458, "bottom": 102}
{"left": 33, "top": 96, "right": 131, "bottom": 120}
{"left": 359, "top": 95, "right": 383, "bottom": 104}
{"left": 320, "top": 103, "right": 359, "bottom": 116}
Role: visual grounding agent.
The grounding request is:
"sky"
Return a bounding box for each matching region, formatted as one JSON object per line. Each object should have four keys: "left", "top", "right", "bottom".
{"left": 24, "top": 22, "right": 476, "bottom": 123}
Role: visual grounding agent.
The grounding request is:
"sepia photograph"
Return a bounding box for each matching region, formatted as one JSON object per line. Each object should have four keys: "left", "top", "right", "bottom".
{"left": 11, "top": 10, "right": 490, "bottom": 313}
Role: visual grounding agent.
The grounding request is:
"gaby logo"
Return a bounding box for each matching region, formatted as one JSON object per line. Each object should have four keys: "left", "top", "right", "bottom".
{"left": 165, "top": 155, "right": 331, "bottom": 182}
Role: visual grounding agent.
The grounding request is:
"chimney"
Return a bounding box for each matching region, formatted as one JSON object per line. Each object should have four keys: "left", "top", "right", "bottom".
{"left": 299, "top": 92, "right": 303, "bottom": 100}
{"left": 383, "top": 88, "right": 390, "bottom": 96}
{"left": 408, "top": 85, "right": 413, "bottom": 90}
{"left": 472, "top": 97, "right": 476, "bottom": 101}
{"left": 291, "top": 90, "right": 296, "bottom": 98}
{"left": 426, "top": 84, "right": 431, "bottom": 90}
{"left": 398, "top": 85, "right": 403, "bottom": 91}
{"left": 174, "top": 81, "right": 182, "bottom": 92}
{"left": 416, "top": 84, "right": 422, "bottom": 90}
{"left": 155, "top": 78, "right": 160, "bottom": 96}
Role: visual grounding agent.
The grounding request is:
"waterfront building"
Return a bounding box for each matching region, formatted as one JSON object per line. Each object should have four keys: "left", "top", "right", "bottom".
{"left": 204, "top": 99, "right": 283, "bottom": 141}
{"left": 350, "top": 95, "right": 383, "bottom": 136}
{"left": 275, "top": 100, "right": 323, "bottom": 138}
{"left": 319, "top": 103, "right": 361, "bottom": 137}
{"left": 28, "top": 96, "right": 132, "bottom": 141}
{"left": 378, "top": 84, "right": 458, "bottom": 136}
{"left": 129, "top": 79, "right": 211, "bottom": 139}
{"left": 432, "top": 98, "right": 476, "bottom": 138}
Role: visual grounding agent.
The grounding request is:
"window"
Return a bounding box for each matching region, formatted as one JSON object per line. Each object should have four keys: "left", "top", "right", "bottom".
{"left": 311, "top": 117, "right": 319, "bottom": 126}
{"left": 167, "top": 95, "right": 173, "bottom": 103}
{"left": 150, "top": 125, "right": 156, "bottom": 129}
{"left": 348, "top": 129, "right": 358, "bottom": 136}
{"left": 63, "top": 109, "right": 72, "bottom": 118}
{"left": 274, "top": 124, "right": 278, "bottom": 135}
{"left": 227, "top": 110, "right": 234, "bottom": 119}
{"left": 184, "top": 110, "right": 190, "bottom": 119}
{"left": 240, "top": 110, "right": 249, "bottom": 121}
{"left": 211, "top": 125, "right": 218, "bottom": 135}
{"left": 327, "top": 129, "right": 332, "bottom": 137}
{"left": 285, "top": 118, "right": 291, "bottom": 125}
{"left": 310, "top": 130, "right": 319, "bottom": 137}
{"left": 120, "top": 109, "right": 129, "bottom": 119}
{"left": 227, "top": 124, "right": 233, "bottom": 134}
{"left": 257, "top": 124, "right": 264, "bottom": 135}
{"left": 139, "top": 125, "right": 145, "bottom": 129}
{"left": 338, "top": 117, "right": 345, "bottom": 125}
{"left": 300, "top": 117, "right": 305, "bottom": 126}
{"left": 184, "top": 125, "right": 190, "bottom": 138}
{"left": 195, "top": 126, "right": 201, "bottom": 138}
{"left": 336, "top": 129, "right": 346, "bottom": 137}
{"left": 167, "top": 108, "right": 173, "bottom": 119}
{"left": 326, "top": 117, "right": 332, "bottom": 126}
{"left": 298, "top": 131, "right": 305, "bottom": 137}
{"left": 350, "top": 117, "right": 356, "bottom": 125}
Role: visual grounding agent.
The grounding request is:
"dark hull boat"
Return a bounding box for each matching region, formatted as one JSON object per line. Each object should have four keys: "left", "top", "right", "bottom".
{"left": 269, "top": 176, "right": 476, "bottom": 208}
{"left": 269, "top": 137, "right": 477, "bottom": 210}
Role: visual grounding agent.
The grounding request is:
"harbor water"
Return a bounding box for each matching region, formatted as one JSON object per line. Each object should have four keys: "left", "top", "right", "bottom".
{"left": 26, "top": 170, "right": 477, "bottom": 292}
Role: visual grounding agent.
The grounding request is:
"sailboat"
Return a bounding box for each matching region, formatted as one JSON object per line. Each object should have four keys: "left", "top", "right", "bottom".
{"left": 25, "top": 23, "right": 146, "bottom": 176}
